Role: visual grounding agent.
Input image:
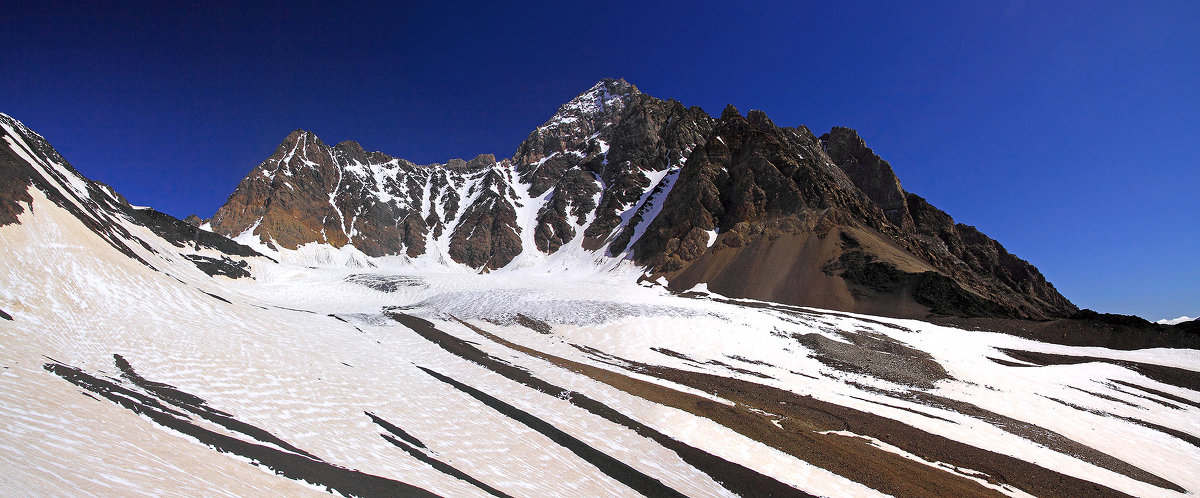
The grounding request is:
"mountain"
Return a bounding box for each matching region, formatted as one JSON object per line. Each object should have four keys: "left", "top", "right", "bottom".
{"left": 209, "top": 79, "right": 1074, "bottom": 320}
{"left": 209, "top": 79, "right": 712, "bottom": 272}
{"left": 0, "top": 114, "right": 262, "bottom": 275}
{"left": 2, "top": 110, "right": 1198, "bottom": 497}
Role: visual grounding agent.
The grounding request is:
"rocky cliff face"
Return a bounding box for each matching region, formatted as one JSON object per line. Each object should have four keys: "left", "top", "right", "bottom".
{"left": 209, "top": 129, "right": 524, "bottom": 267}
{"left": 820, "top": 128, "right": 1076, "bottom": 318}
{"left": 208, "top": 79, "right": 1076, "bottom": 319}
{"left": 211, "top": 79, "right": 715, "bottom": 271}
{"left": 511, "top": 79, "right": 715, "bottom": 253}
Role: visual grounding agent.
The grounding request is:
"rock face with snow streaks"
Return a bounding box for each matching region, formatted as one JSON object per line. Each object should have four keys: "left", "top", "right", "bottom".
{"left": 207, "top": 79, "right": 1074, "bottom": 319}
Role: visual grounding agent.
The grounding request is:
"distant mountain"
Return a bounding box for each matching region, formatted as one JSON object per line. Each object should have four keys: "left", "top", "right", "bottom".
{"left": 1157, "top": 315, "right": 1197, "bottom": 326}
{"left": 209, "top": 79, "right": 1075, "bottom": 319}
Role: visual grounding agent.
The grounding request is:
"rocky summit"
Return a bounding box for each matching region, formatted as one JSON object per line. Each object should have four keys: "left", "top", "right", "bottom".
{"left": 209, "top": 79, "right": 1074, "bottom": 320}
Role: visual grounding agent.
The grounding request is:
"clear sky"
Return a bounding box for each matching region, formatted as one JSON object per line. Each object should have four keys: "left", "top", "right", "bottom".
{"left": 2, "top": 1, "right": 1196, "bottom": 320}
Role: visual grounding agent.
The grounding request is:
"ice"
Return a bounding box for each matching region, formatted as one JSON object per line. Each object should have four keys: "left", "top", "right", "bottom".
{"left": 411, "top": 288, "right": 705, "bottom": 326}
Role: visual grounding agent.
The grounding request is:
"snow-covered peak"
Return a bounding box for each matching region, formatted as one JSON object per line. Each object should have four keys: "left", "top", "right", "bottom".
{"left": 557, "top": 78, "right": 639, "bottom": 117}
{"left": 280, "top": 128, "right": 322, "bottom": 147}
{"left": 0, "top": 112, "right": 26, "bottom": 130}
{"left": 1156, "top": 315, "right": 1196, "bottom": 325}
{"left": 538, "top": 79, "right": 639, "bottom": 134}
{"left": 263, "top": 129, "right": 326, "bottom": 168}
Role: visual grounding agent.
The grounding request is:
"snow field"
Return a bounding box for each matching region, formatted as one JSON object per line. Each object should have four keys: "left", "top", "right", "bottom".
{"left": 2, "top": 172, "right": 1199, "bottom": 497}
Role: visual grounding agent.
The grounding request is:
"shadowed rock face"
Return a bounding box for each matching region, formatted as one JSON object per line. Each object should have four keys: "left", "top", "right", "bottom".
{"left": 448, "top": 162, "right": 522, "bottom": 269}
{"left": 820, "top": 127, "right": 913, "bottom": 229}
{"left": 630, "top": 108, "right": 1075, "bottom": 319}
{"left": 632, "top": 106, "right": 888, "bottom": 272}
{"left": 200, "top": 79, "right": 1073, "bottom": 318}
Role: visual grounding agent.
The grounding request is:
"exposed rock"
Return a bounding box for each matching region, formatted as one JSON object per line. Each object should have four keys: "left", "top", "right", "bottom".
{"left": 1070, "top": 309, "right": 1153, "bottom": 327}
{"left": 209, "top": 130, "right": 513, "bottom": 263}
{"left": 793, "top": 330, "right": 949, "bottom": 388}
{"left": 209, "top": 78, "right": 715, "bottom": 268}
{"left": 203, "top": 81, "right": 1075, "bottom": 319}
{"left": 820, "top": 127, "right": 913, "bottom": 229}
{"left": 449, "top": 162, "right": 523, "bottom": 269}
{"left": 901, "top": 194, "right": 1075, "bottom": 318}
{"left": 629, "top": 106, "right": 1074, "bottom": 319}
{"left": 126, "top": 206, "right": 262, "bottom": 258}
{"left": 4, "top": 84, "right": 1080, "bottom": 320}
{"left": 632, "top": 105, "right": 888, "bottom": 275}
{"left": 0, "top": 114, "right": 187, "bottom": 267}
{"left": 183, "top": 254, "right": 252, "bottom": 279}
{"left": 344, "top": 274, "right": 426, "bottom": 292}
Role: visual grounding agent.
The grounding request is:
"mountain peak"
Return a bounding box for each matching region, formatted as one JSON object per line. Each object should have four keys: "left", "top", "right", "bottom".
{"left": 587, "top": 78, "right": 639, "bottom": 97}
{"left": 272, "top": 129, "right": 321, "bottom": 153}
{"left": 0, "top": 113, "right": 45, "bottom": 144}
{"left": 823, "top": 126, "right": 866, "bottom": 149}
{"left": 202, "top": 83, "right": 1075, "bottom": 320}
{"left": 549, "top": 78, "right": 640, "bottom": 124}
{"left": 720, "top": 104, "right": 741, "bottom": 120}
{"left": 284, "top": 128, "right": 319, "bottom": 141}
{"left": 819, "top": 126, "right": 912, "bottom": 230}
{"left": 1, "top": 106, "right": 1184, "bottom": 498}
{"left": 333, "top": 140, "right": 366, "bottom": 154}
{"left": 746, "top": 109, "right": 775, "bottom": 130}
{"left": 0, "top": 112, "right": 19, "bottom": 127}
{"left": 515, "top": 78, "right": 650, "bottom": 167}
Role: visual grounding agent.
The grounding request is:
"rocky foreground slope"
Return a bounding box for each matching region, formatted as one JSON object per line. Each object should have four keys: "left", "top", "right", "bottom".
{"left": 207, "top": 79, "right": 1074, "bottom": 320}
{"left": 1, "top": 110, "right": 1199, "bottom": 496}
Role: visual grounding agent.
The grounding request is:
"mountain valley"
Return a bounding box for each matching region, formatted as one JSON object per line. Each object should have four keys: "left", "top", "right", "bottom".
{"left": 1, "top": 81, "right": 1197, "bottom": 497}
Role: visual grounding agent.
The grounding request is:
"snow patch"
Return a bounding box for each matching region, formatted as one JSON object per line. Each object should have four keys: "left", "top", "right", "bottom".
{"left": 1157, "top": 315, "right": 1196, "bottom": 325}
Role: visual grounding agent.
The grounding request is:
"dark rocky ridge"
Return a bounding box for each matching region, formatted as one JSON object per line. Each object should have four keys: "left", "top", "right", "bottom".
{"left": 635, "top": 105, "right": 1075, "bottom": 319}
{"left": 511, "top": 79, "right": 715, "bottom": 253}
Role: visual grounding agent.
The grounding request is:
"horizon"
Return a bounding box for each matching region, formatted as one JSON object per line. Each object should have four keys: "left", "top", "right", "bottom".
{"left": 2, "top": 1, "right": 1196, "bottom": 320}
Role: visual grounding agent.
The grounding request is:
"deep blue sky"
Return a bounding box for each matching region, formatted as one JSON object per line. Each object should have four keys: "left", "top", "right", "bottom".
{"left": 2, "top": 1, "right": 1196, "bottom": 320}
